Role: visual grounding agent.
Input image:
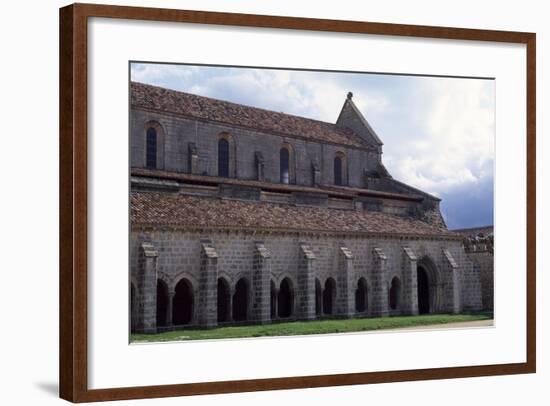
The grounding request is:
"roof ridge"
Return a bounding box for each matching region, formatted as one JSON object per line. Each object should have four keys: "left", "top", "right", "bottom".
{"left": 131, "top": 81, "right": 367, "bottom": 147}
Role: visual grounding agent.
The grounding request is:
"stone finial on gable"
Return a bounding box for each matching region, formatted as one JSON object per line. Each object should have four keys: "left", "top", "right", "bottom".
{"left": 336, "top": 90, "right": 384, "bottom": 148}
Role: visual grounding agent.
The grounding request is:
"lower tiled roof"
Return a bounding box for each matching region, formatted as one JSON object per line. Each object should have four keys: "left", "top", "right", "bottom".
{"left": 131, "top": 191, "right": 456, "bottom": 237}
{"left": 131, "top": 168, "right": 424, "bottom": 202}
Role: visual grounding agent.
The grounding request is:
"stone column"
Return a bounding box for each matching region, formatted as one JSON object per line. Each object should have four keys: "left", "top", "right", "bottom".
{"left": 297, "top": 243, "right": 316, "bottom": 320}
{"left": 228, "top": 285, "right": 234, "bottom": 322}
{"left": 370, "top": 247, "right": 389, "bottom": 317}
{"left": 138, "top": 242, "right": 158, "bottom": 333}
{"left": 251, "top": 241, "right": 271, "bottom": 324}
{"left": 197, "top": 239, "right": 218, "bottom": 328}
{"left": 166, "top": 287, "right": 175, "bottom": 327}
{"left": 401, "top": 246, "right": 419, "bottom": 315}
{"left": 338, "top": 246, "right": 355, "bottom": 318}
{"left": 442, "top": 249, "right": 461, "bottom": 314}
{"left": 272, "top": 288, "right": 278, "bottom": 320}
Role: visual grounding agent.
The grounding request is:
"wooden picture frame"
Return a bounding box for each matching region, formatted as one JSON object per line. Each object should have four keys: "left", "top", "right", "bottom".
{"left": 59, "top": 3, "right": 536, "bottom": 402}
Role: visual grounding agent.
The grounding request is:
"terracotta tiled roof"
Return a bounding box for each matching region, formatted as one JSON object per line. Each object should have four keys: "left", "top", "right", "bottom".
{"left": 452, "top": 226, "right": 494, "bottom": 237}
{"left": 131, "top": 192, "right": 456, "bottom": 237}
{"left": 131, "top": 82, "right": 370, "bottom": 149}
{"left": 131, "top": 168, "right": 424, "bottom": 202}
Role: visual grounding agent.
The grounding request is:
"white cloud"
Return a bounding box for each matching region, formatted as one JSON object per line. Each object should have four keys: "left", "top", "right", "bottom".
{"left": 384, "top": 78, "right": 495, "bottom": 196}
{"left": 131, "top": 63, "right": 494, "bottom": 202}
{"left": 132, "top": 63, "right": 388, "bottom": 123}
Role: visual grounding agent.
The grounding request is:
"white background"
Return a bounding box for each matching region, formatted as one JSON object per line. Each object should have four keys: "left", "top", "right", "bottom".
{"left": 89, "top": 18, "right": 525, "bottom": 389}
{"left": 0, "top": 0, "right": 546, "bottom": 405}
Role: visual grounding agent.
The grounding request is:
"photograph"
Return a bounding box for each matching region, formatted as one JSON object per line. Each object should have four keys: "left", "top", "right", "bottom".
{"left": 128, "top": 63, "right": 495, "bottom": 343}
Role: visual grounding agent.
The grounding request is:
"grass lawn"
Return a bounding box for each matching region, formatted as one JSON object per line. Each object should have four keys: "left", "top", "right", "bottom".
{"left": 131, "top": 312, "right": 493, "bottom": 343}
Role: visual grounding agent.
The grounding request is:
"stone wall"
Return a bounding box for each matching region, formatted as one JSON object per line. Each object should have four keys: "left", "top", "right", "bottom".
{"left": 466, "top": 251, "right": 494, "bottom": 311}
{"left": 130, "top": 228, "right": 482, "bottom": 333}
{"left": 130, "top": 108, "right": 380, "bottom": 188}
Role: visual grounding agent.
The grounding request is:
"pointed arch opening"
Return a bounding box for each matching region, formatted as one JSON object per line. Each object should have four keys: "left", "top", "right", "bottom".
{"left": 173, "top": 278, "right": 194, "bottom": 326}
{"left": 277, "top": 277, "right": 294, "bottom": 318}
{"left": 217, "top": 278, "right": 231, "bottom": 323}
{"left": 315, "top": 278, "right": 322, "bottom": 317}
{"left": 156, "top": 279, "right": 169, "bottom": 328}
{"left": 334, "top": 151, "right": 348, "bottom": 186}
{"left": 389, "top": 277, "right": 402, "bottom": 310}
{"left": 279, "top": 143, "right": 295, "bottom": 184}
{"left": 270, "top": 280, "right": 277, "bottom": 320}
{"left": 146, "top": 127, "right": 157, "bottom": 169}
{"left": 144, "top": 121, "right": 164, "bottom": 170}
{"left": 217, "top": 133, "right": 235, "bottom": 177}
{"left": 232, "top": 278, "right": 249, "bottom": 322}
{"left": 417, "top": 266, "right": 430, "bottom": 314}
{"left": 323, "top": 277, "right": 337, "bottom": 315}
{"left": 355, "top": 277, "right": 368, "bottom": 313}
{"left": 280, "top": 147, "right": 290, "bottom": 184}
{"left": 130, "top": 282, "right": 137, "bottom": 333}
{"left": 416, "top": 256, "right": 442, "bottom": 314}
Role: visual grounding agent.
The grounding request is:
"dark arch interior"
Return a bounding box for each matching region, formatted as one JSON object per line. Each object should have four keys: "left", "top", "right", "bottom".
{"left": 277, "top": 278, "right": 293, "bottom": 318}
{"left": 146, "top": 127, "right": 157, "bottom": 169}
{"left": 355, "top": 278, "right": 368, "bottom": 313}
{"left": 323, "top": 278, "right": 336, "bottom": 315}
{"left": 218, "top": 138, "right": 229, "bottom": 177}
{"left": 280, "top": 147, "right": 290, "bottom": 184}
{"left": 389, "top": 277, "right": 401, "bottom": 310}
{"left": 156, "top": 279, "right": 168, "bottom": 328}
{"left": 173, "top": 279, "right": 193, "bottom": 326}
{"left": 315, "top": 279, "right": 322, "bottom": 316}
{"left": 417, "top": 266, "right": 430, "bottom": 314}
{"left": 334, "top": 156, "right": 343, "bottom": 185}
{"left": 270, "top": 280, "right": 277, "bottom": 319}
{"left": 130, "top": 283, "right": 136, "bottom": 333}
{"left": 217, "top": 278, "right": 230, "bottom": 323}
{"left": 232, "top": 278, "right": 248, "bottom": 321}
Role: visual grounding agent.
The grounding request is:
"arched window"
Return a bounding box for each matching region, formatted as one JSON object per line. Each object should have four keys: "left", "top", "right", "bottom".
{"left": 334, "top": 156, "right": 342, "bottom": 185}
{"left": 334, "top": 151, "right": 348, "bottom": 186}
{"left": 146, "top": 127, "right": 157, "bottom": 169}
{"left": 218, "top": 138, "right": 229, "bottom": 177}
{"left": 280, "top": 147, "right": 290, "bottom": 184}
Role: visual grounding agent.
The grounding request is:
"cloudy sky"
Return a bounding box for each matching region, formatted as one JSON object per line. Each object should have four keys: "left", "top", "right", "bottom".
{"left": 131, "top": 63, "right": 495, "bottom": 230}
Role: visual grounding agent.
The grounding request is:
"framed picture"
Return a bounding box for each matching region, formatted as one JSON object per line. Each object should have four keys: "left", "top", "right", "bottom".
{"left": 59, "top": 3, "right": 536, "bottom": 402}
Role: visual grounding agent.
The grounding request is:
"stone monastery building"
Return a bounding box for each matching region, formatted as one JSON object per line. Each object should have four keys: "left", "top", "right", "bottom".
{"left": 130, "top": 81, "right": 483, "bottom": 333}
